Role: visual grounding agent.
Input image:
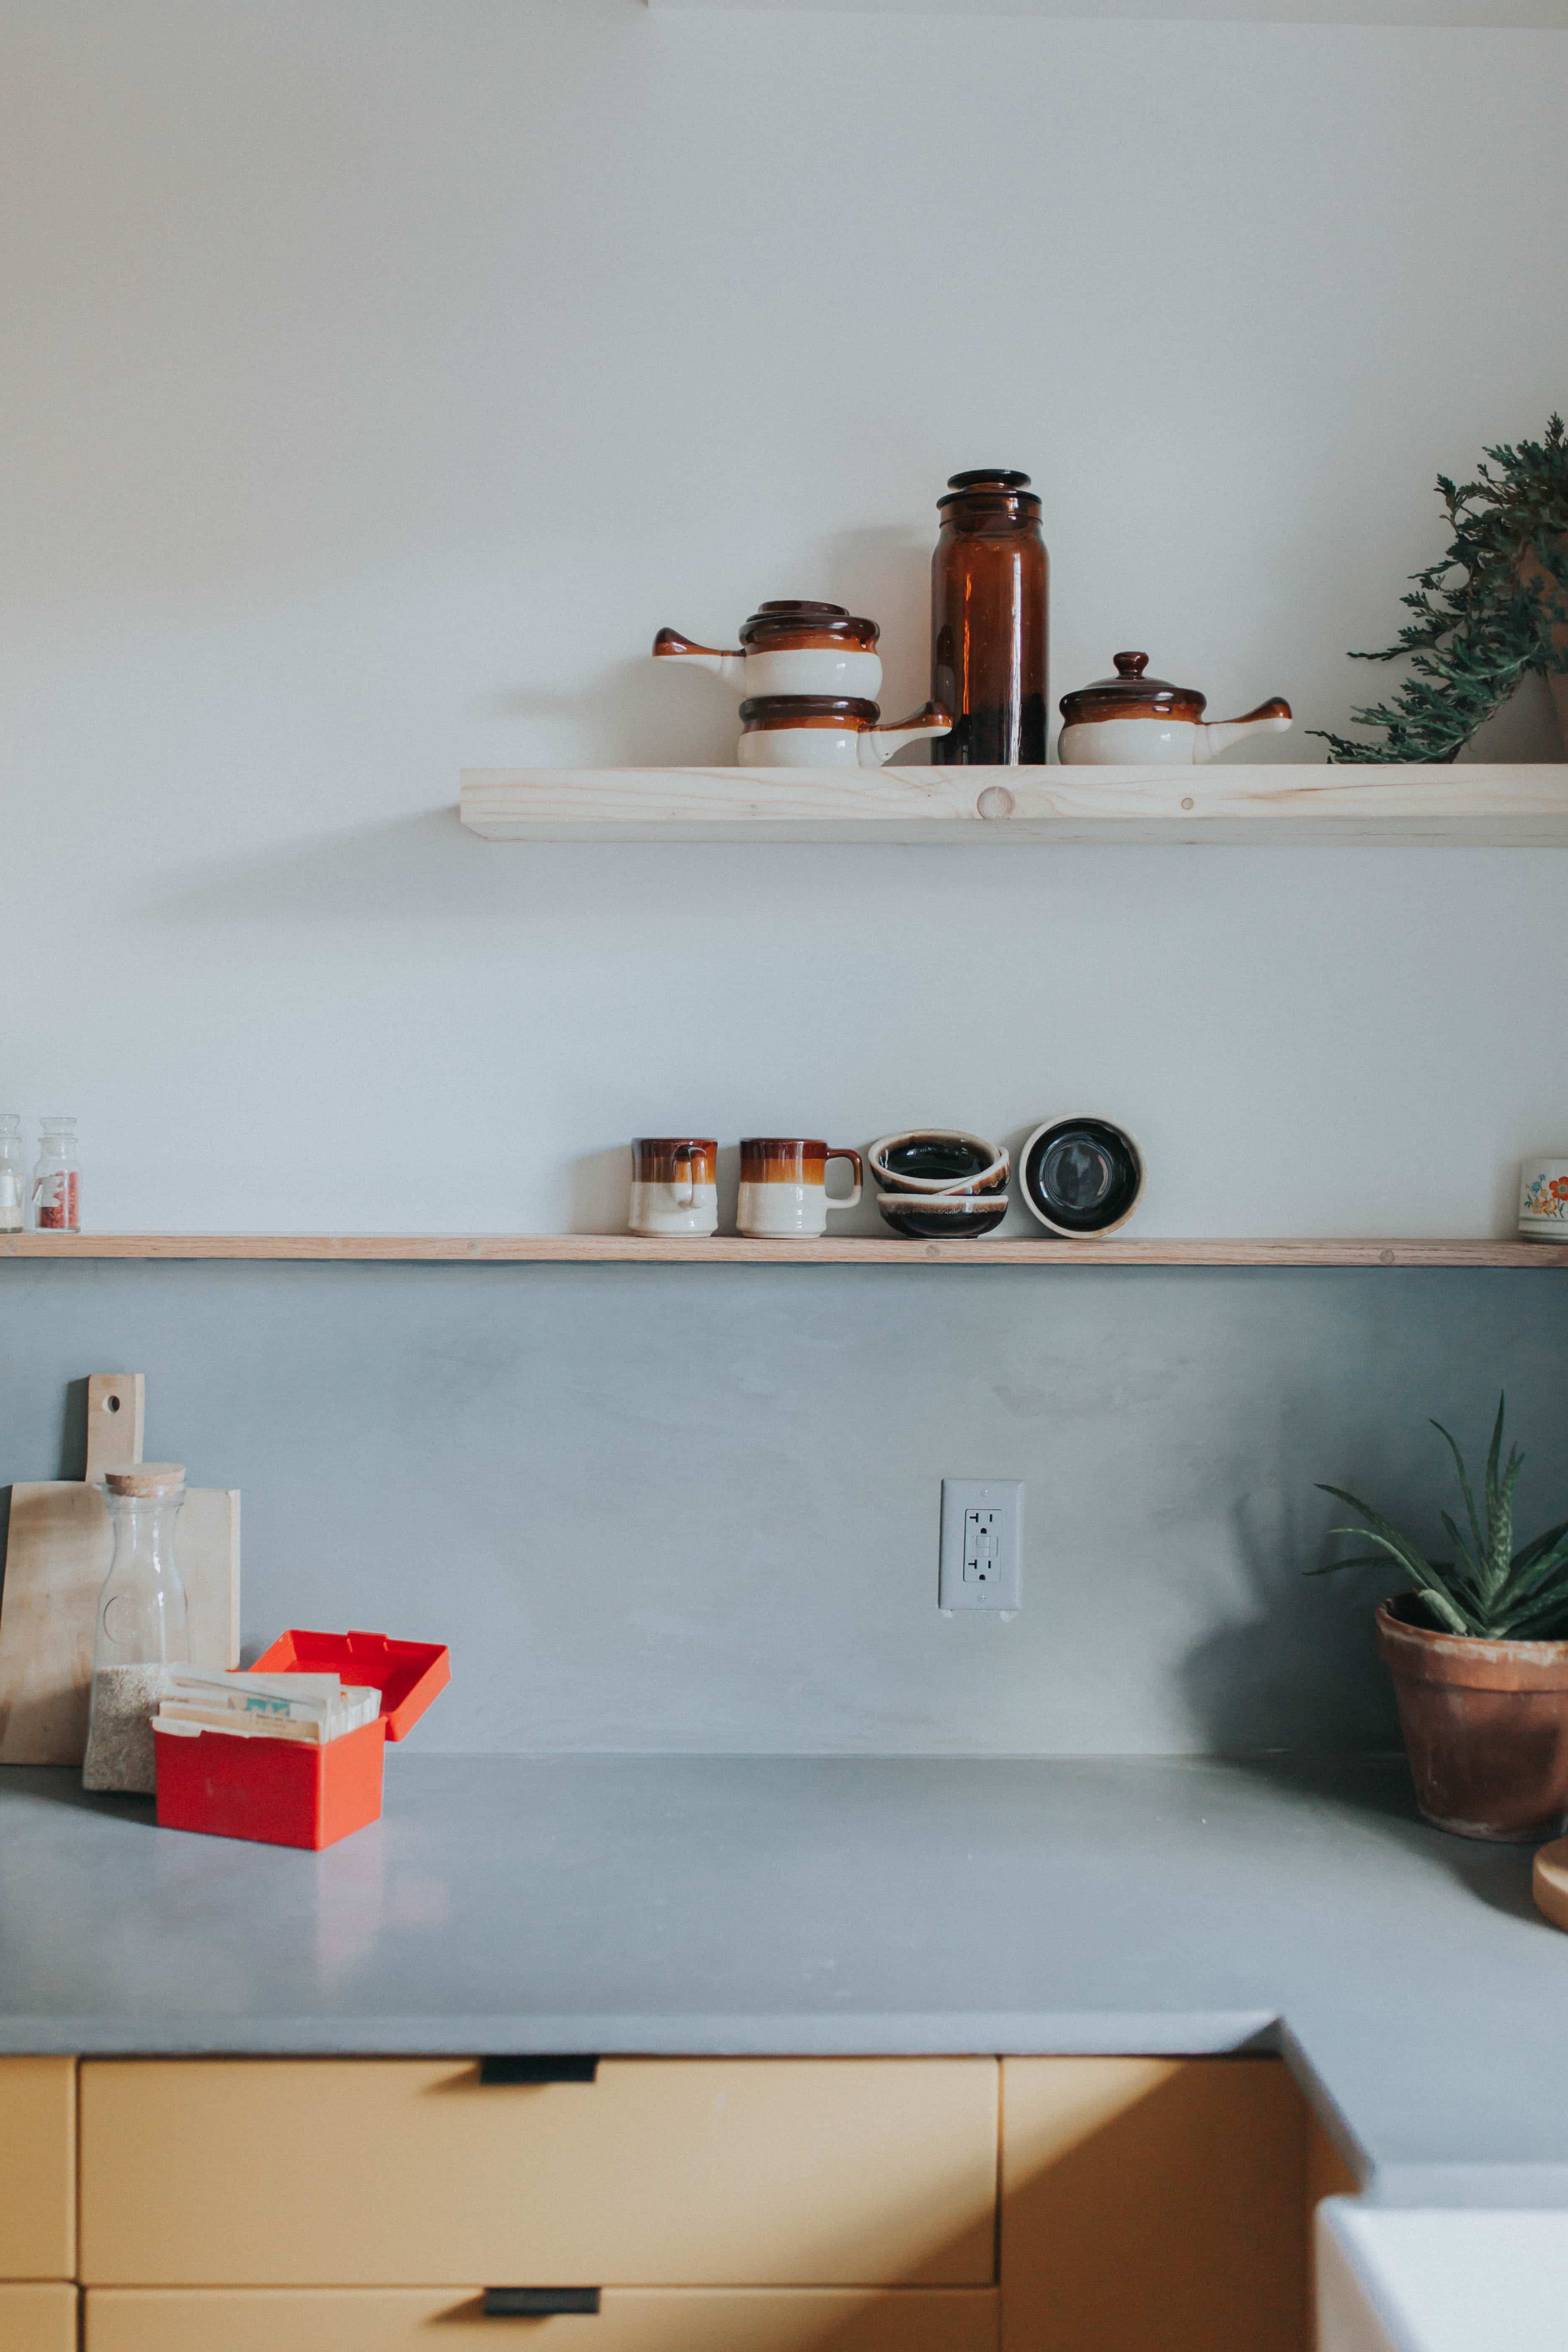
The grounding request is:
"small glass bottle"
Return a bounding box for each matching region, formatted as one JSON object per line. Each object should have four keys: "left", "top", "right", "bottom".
{"left": 931, "top": 468, "right": 1050, "bottom": 766}
{"left": 0, "top": 1116, "right": 24, "bottom": 1233}
{"left": 32, "top": 1117, "right": 80, "bottom": 1233}
{"left": 82, "top": 1464, "right": 190, "bottom": 1795}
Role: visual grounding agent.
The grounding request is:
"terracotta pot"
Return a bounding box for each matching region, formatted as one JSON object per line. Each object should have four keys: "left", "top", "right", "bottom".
{"left": 1375, "top": 1597, "right": 1568, "bottom": 1842}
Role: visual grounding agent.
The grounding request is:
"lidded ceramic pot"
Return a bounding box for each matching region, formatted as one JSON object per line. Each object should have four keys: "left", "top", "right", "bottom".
{"left": 1057, "top": 652, "right": 1291, "bottom": 766}
{"left": 738, "top": 695, "right": 952, "bottom": 770}
{"left": 655, "top": 602, "right": 883, "bottom": 702}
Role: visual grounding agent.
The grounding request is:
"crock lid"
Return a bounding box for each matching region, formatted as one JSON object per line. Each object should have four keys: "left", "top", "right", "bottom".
{"left": 739, "top": 695, "right": 881, "bottom": 726}
{"left": 1058, "top": 651, "right": 1206, "bottom": 726}
{"left": 738, "top": 601, "right": 879, "bottom": 650}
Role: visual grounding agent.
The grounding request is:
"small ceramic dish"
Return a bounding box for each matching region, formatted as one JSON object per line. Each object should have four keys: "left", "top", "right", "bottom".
{"left": 875, "top": 1190, "right": 1010, "bottom": 1240}
{"left": 1019, "top": 1117, "right": 1143, "bottom": 1238}
{"left": 869, "top": 1130, "right": 1009, "bottom": 1197}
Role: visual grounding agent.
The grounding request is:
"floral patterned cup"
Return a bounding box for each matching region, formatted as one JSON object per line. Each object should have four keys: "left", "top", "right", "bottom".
{"left": 1519, "top": 1159, "right": 1568, "bottom": 1239}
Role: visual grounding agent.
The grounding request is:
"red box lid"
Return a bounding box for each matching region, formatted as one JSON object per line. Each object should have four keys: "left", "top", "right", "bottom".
{"left": 245, "top": 1628, "right": 450, "bottom": 1741}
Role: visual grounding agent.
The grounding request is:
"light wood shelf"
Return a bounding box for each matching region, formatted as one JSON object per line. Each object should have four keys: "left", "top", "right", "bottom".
{"left": 4, "top": 1235, "right": 1564, "bottom": 1266}
{"left": 458, "top": 763, "right": 1568, "bottom": 846}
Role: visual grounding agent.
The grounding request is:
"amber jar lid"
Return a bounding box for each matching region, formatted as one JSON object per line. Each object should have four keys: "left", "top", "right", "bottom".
{"left": 1058, "top": 651, "right": 1206, "bottom": 726}
{"left": 738, "top": 601, "right": 879, "bottom": 651}
{"left": 937, "top": 468, "right": 1042, "bottom": 520}
{"left": 739, "top": 694, "right": 880, "bottom": 727}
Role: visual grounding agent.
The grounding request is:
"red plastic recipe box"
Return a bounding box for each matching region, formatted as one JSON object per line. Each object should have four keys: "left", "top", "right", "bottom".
{"left": 154, "top": 1629, "right": 450, "bottom": 1851}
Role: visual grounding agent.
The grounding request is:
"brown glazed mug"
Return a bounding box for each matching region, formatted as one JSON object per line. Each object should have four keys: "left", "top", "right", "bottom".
{"left": 737, "top": 1138, "right": 863, "bottom": 1239}
{"left": 629, "top": 1138, "right": 719, "bottom": 1238}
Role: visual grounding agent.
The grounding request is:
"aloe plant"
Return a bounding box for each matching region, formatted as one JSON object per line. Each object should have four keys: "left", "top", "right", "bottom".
{"left": 1313, "top": 1395, "right": 1568, "bottom": 1640}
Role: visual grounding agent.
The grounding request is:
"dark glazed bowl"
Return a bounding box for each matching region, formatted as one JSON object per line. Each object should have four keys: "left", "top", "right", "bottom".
{"left": 1020, "top": 1118, "right": 1143, "bottom": 1237}
{"left": 869, "top": 1130, "right": 1009, "bottom": 1197}
{"left": 875, "top": 1191, "right": 1009, "bottom": 1241}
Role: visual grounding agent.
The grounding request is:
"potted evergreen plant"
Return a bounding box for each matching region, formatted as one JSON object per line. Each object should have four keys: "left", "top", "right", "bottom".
{"left": 1315, "top": 1398, "right": 1568, "bottom": 1841}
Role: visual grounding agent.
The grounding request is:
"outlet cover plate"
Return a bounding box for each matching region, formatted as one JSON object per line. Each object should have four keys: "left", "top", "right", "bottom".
{"left": 939, "top": 1479, "right": 1024, "bottom": 1612}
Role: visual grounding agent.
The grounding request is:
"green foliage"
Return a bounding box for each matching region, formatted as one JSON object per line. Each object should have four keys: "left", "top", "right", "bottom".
{"left": 1312, "top": 416, "right": 1568, "bottom": 765}
{"left": 1310, "top": 1395, "right": 1568, "bottom": 1640}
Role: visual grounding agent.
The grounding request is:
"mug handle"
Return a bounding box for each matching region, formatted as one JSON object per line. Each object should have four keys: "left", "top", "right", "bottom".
{"left": 825, "top": 1148, "right": 863, "bottom": 1212}
{"left": 671, "top": 1144, "right": 700, "bottom": 1211}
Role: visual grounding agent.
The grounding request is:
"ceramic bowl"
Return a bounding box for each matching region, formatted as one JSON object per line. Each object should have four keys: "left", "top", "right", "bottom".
{"left": 869, "top": 1130, "right": 1009, "bottom": 1197}
{"left": 1019, "top": 1117, "right": 1143, "bottom": 1238}
{"left": 875, "top": 1190, "right": 1010, "bottom": 1241}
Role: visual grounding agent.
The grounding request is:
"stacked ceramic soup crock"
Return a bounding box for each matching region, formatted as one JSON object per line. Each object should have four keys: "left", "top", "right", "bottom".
{"left": 654, "top": 602, "right": 952, "bottom": 769}
{"left": 867, "top": 1130, "right": 1011, "bottom": 1240}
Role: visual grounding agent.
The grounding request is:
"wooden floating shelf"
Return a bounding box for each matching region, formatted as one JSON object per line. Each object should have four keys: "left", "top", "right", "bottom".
{"left": 459, "top": 763, "right": 1568, "bottom": 847}
{"left": 5, "top": 1235, "right": 1565, "bottom": 1267}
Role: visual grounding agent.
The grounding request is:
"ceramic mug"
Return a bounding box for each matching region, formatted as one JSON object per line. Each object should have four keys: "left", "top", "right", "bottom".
{"left": 1519, "top": 1159, "right": 1568, "bottom": 1239}
{"left": 629, "top": 1137, "right": 718, "bottom": 1238}
{"left": 737, "top": 1138, "right": 863, "bottom": 1239}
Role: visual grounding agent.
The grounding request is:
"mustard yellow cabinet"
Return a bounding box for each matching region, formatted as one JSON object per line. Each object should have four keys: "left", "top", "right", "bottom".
{"left": 80, "top": 2057, "right": 1000, "bottom": 2289}
{"left": 1000, "top": 2057, "right": 1314, "bottom": 2352}
{"left": 84, "top": 2285, "right": 999, "bottom": 2352}
{"left": 0, "top": 2058, "right": 75, "bottom": 2282}
{"left": 0, "top": 2286, "right": 77, "bottom": 2352}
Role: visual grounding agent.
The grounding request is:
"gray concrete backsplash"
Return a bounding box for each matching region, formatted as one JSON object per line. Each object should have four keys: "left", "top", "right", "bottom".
{"left": 3, "top": 1262, "right": 1565, "bottom": 1756}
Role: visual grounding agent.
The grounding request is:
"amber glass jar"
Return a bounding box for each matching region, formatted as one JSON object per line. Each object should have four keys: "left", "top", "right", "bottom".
{"left": 930, "top": 469, "right": 1048, "bottom": 765}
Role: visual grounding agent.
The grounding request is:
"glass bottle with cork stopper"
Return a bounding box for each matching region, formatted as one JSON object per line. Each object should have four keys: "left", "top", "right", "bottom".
{"left": 930, "top": 469, "right": 1049, "bottom": 766}
{"left": 82, "top": 1463, "right": 190, "bottom": 1795}
{"left": 0, "top": 1116, "right": 24, "bottom": 1234}
{"left": 32, "top": 1116, "right": 80, "bottom": 1232}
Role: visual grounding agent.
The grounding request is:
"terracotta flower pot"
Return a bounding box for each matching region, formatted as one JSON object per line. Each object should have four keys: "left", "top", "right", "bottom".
{"left": 1376, "top": 1597, "right": 1568, "bottom": 1842}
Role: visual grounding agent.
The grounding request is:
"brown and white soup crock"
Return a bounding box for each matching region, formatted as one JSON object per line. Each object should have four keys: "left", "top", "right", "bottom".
{"left": 738, "top": 696, "right": 951, "bottom": 770}
{"left": 1057, "top": 652, "right": 1291, "bottom": 766}
{"left": 655, "top": 601, "right": 884, "bottom": 702}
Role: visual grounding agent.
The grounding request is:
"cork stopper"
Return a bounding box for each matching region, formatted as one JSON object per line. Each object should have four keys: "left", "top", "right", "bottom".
{"left": 104, "top": 1463, "right": 186, "bottom": 1497}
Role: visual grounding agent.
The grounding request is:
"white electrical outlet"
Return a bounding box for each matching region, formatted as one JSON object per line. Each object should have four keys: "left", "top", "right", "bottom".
{"left": 939, "top": 1479, "right": 1024, "bottom": 1612}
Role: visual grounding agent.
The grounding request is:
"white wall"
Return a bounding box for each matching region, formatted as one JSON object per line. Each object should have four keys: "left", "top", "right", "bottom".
{"left": 2, "top": 0, "right": 1566, "bottom": 1238}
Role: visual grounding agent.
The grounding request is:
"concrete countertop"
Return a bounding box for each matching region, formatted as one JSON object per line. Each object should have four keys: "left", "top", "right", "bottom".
{"left": 2, "top": 1752, "right": 1565, "bottom": 2208}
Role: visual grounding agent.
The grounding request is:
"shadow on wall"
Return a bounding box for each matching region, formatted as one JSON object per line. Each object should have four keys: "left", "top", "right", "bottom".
{"left": 479, "top": 655, "right": 736, "bottom": 769}
{"left": 1179, "top": 1463, "right": 1401, "bottom": 1758}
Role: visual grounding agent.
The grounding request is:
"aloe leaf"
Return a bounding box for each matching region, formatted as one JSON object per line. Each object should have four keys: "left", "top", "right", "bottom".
{"left": 1508, "top": 1519, "right": 1568, "bottom": 1573}
{"left": 1496, "top": 1528, "right": 1568, "bottom": 1612}
{"left": 1303, "top": 1554, "right": 1401, "bottom": 1578}
{"left": 1315, "top": 1488, "right": 1473, "bottom": 1626}
{"left": 1431, "top": 1418, "right": 1486, "bottom": 1568}
{"left": 1417, "top": 1584, "right": 1473, "bottom": 1636}
{"left": 1487, "top": 1449, "right": 1524, "bottom": 1599}
{"left": 1497, "top": 1586, "right": 1568, "bottom": 1638}
{"left": 1484, "top": 1392, "right": 1506, "bottom": 1530}
{"left": 1437, "top": 1510, "right": 1486, "bottom": 1599}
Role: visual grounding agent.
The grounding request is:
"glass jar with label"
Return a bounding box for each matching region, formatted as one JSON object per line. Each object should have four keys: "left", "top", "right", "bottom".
{"left": 82, "top": 1464, "right": 191, "bottom": 1795}
{"left": 32, "top": 1117, "right": 80, "bottom": 1232}
{"left": 0, "top": 1116, "right": 23, "bottom": 1233}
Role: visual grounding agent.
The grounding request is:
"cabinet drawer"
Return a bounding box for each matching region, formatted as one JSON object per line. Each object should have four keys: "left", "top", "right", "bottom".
{"left": 1001, "top": 2057, "right": 1309, "bottom": 2352}
{"left": 0, "top": 2059, "right": 75, "bottom": 2279}
{"left": 80, "top": 2057, "right": 998, "bottom": 2288}
{"left": 86, "top": 2286, "right": 999, "bottom": 2352}
{"left": 0, "top": 2285, "right": 77, "bottom": 2352}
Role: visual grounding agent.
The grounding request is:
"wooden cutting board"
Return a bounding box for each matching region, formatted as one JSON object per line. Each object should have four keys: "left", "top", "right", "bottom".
{"left": 0, "top": 1374, "right": 240, "bottom": 1766}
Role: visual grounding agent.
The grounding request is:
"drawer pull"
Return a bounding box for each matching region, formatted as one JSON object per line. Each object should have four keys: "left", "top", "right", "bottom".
{"left": 485, "top": 2288, "right": 602, "bottom": 2317}
{"left": 480, "top": 2055, "right": 600, "bottom": 2086}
